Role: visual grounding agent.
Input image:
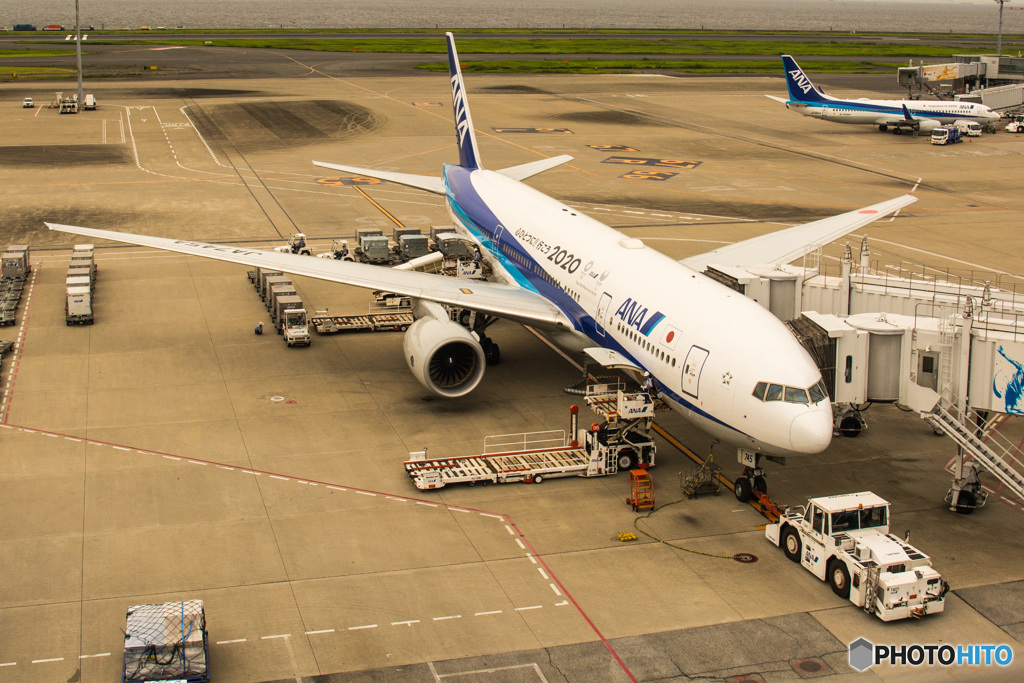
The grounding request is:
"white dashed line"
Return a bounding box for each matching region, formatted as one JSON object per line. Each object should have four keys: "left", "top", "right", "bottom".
{"left": 0, "top": 662, "right": 16, "bottom": 667}
{"left": 450, "top": 507, "right": 470, "bottom": 513}
{"left": 270, "top": 475, "right": 289, "bottom": 481}
{"left": 217, "top": 465, "right": 234, "bottom": 471}
{"left": 515, "top": 539, "right": 526, "bottom": 549}
{"left": 504, "top": 525, "right": 515, "bottom": 535}
{"left": 416, "top": 501, "right": 438, "bottom": 507}
{"left": 112, "top": 445, "right": 130, "bottom": 451}
{"left": 79, "top": 653, "right": 110, "bottom": 659}
{"left": 163, "top": 455, "right": 180, "bottom": 461}
{"left": 326, "top": 485, "right": 345, "bottom": 491}
{"left": 515, "top": 605, "right": 542, "bottom": 612}
{"left": 305, "top": 629, "right": 335, "bottom": 635}
{"left": 385, "top": 496, "right": 405, "bottom": 501}
{"left": 537, "top": 568, "right": 549, "bottom": 580}
{"left": 481, "top": 513, "right": 502, "bottom": 520}
{"left": 555, "top": 601, "right": 569, "bottom": 607}
{"left": 261, "top": 634, "right": 290, "bottom": 640}
{"left": 549, "top": 583, "right": 563, "bottom": 596}
{"left": 64, "top": 437, "right": 81, "bottom": 442}
{"left": 32, "top": 657, "right": 64, "bottom": 663}
{"left": 432, "top": 615, "right": 461, "bottom": 621}
{"left": 242, "top": 471, "right": 262, "bottom": 476}
{"left": 216, "top": 639, "right": 246, "bottom": 645}
{"left": 391, "top": 620, "right": 420, "bottom": 627}
{"left": 475, "top": 610, "right": 502, "bottom": 617}
{"left": 188, "top": 460, "right": 207, "bottom": 466}
{"left": 356, "top": 491, "right": 376, "bottom": 496}
{"left": 348, "top": 624, "right": 377, "bottom": 631}
{"left": 527, "top": 554, "right": 537, "bottom": 564}
{"left": 44, "top": 433, "right": 58, "bottom": 438}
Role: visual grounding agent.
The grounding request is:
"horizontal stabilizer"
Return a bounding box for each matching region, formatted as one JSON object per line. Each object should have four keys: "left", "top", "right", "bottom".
{"left": 497, "top": 155, "right": 573, "bottom": 181}
{"left": 312, "top": 161, "right": 446, "bottom": 195}
{"left": 583, "top": 347, "right": 643, "bottom": 372}
{"left": 681, "top": 194, "right": 917, "bottom": 271}
{"left": 765, "top": 95, "right": 790, "bottom": 104}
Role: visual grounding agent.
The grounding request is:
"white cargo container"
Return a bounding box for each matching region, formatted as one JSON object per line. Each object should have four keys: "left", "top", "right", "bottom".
{"left": 66, "top": 285, "right": 93, "bottom": 324}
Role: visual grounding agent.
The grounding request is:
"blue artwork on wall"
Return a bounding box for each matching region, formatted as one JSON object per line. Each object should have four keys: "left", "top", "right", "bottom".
{"left": 993, "top": 345, "right": 1024, "bottom": 416}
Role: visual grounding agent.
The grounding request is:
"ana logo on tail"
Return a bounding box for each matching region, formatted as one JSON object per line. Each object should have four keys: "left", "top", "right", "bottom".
{"left": 788, "top": 69, "right": 814, "bottom": 95}
{"left": 450, "top": 73, "right": 471, "bottom": 149}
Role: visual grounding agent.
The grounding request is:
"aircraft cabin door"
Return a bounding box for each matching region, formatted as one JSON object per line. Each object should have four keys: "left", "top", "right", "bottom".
{"left": 595, "top": 292, "right": 612, "bottom": 337}
{"left": 493, "top": 225, "right": 504, "bottom": 248}
{"left": 682, "top": 346, "right": 709, "bottom": 399}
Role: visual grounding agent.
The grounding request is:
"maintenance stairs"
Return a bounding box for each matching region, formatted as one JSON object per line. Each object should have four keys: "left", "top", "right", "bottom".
{"left": 919, "top": 396, "right": 1024, "bottom": 504}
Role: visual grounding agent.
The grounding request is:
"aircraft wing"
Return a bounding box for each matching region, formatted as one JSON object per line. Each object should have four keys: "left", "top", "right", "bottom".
{"left": 680, "top": 194, "right": 917, "bottom": 271}
{"left": 46, "top": 223, "right": 566, "bottom": 327}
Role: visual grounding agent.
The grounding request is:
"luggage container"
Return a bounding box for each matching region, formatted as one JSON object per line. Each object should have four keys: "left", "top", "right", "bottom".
{"left": 66, "top": 285, "right": 93, "bottom": 324}
{"left": 122, "top": 600, "right": 209, "bottom": 683}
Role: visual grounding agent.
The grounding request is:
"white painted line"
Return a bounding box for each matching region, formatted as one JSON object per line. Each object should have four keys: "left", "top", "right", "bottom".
{"left": 0, "top": 662, "right": 16, "bottom": 667}
{"left": 44, "top": 433, "right": 58, "bottom": 438}
{"left": 22, "top": 428, "right": 35, "bottom": 433}
{"left": 416, "top": 501, "right": 438, "bottom": 507}
{"left": 0, "top": 424, "right": 10, "bottom": 429}
{"left": 112, "top": 446, "right": 130, "bottom": 451}
{"left": 216, "top": 639, "right": 246, "bottom": 644}
{"left": 327, "top": 485, "right": 346, "bottom": 491}
{"left": 481, "top": 513, "right": 502, "bottom": 520}
{"left": 188, "top": 460, "right": 207, "bottom": 466}
{"left": 515, "top": 539, "right": 525, "bottom": 549}
{"left": 450, "top": 507, "right": 470, "bottom": 513}
{"left": 295, "top": 480, "right": 310, "bottom": 485}
{"left": 515, "top": 605, "right": 542, "bottom": 612}
{"left": 64, "top": 437, "right": 81, "bottom": 442}
{"left": 527, "top": 554, "right": 537, "bottom": 564}
{"left": 348, "top": 624, "right": 377, "bottom": 631}
{"left": 391, "top": 620, "right": 420, "bottom": 627}
{"left": 555, "top": 600, "right": 569, "bottom": 607}
{"left": 261, "top": 634, "right": 290, "bottom": 640}
{"left": 432, "top": 615, "right": 461, "bottom": 621}
{"left": 505, "top": 525, "right": 515, "bottom": 535}
{"left": 270, "top": 475, "right": 290, "bottom": 481}
{"left": 79, "top": 653, "right": 110, "bottom": 659}
{"left": 385, "top": 496, "right": 405, "bottom": 501}
{"left": 305, "top": 629, "right": 335, "bottom": 635}
{"left": 136, "top": 451, "right": 154, "bottom": 456}
{"left": 537, "top": 568, "right": 549, "bottom": 580}
{"left": 475, "top": 610, "right": 502, "bottom": 616}
{"left": 217, "top": 465, "right": 234, "bottom": 471}
{"left": 356, "top": 491, "right": 376, "bottom": 497}
{"left": 163, "top": 455, "right": 181, "bottom": 461}
{"left": 243, "top": 471, "right": 262, "bottom": 476}
{"left": 307, "top": 482, "right": 317, "bottom": 486}
{"left": 32, "top": 657, "right": 64, "bottom": 663}
{"left": 549, "top": 583, "right": 563, "bottom": 596}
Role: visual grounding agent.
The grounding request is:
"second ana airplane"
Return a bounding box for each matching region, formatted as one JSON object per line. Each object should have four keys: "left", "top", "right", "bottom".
{"left": 50, "top": 35, "right": 917, "bottom": 497}
{"left": 769, "top": 55, "right": 999, "bottom": 134}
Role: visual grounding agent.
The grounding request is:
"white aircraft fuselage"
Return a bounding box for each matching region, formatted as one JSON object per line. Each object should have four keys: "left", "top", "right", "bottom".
{"left": 442, "top": 164, "right": 833, "bottom": 457}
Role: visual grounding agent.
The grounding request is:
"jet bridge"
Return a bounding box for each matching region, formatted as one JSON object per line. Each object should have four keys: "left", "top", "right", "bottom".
{"left": 711, "top": 239, "right": 1024, "bottom": 512}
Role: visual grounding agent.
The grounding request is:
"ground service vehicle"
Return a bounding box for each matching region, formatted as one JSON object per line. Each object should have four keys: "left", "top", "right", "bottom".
{"left": 83, "top": 93, "right": 96, "bottom": 110}
{"left": 282, "top": 307, "right": 311, "bottom": 346}
{"left": 318, "top": 239, "right": 353, "bottom": 261}
{"left": 953, "top": 119, "right": 982, "bottom": 136}
{"left": 22, "top": 97, "right": 33, "bottom": 108}
{"left": 766, "top": 491, "right": 948, "bottom": 621}
{"left": 1006, "top": 120, "right": 1024, "bottom": 133}
{"left": 930, "top": 125, "right": 963, "bottom": 145}
{"left": 275, "top": 233, "right": 311, "bottom": 256}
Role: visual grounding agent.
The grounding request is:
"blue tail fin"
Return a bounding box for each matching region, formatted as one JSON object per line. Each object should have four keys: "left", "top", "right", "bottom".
{"left": 782, "top": 55, "right": 828, "bottom": 104}
{"left": 446, "top": 32, "right": 483, "bottom": 169}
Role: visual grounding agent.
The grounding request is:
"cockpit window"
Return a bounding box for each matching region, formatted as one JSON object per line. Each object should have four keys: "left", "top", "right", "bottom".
{"left": 752, "top": 382, "right": 767, "bottom": 400}
{"left": 784, "top": 386, "right": 809, "bottom": 404}
{"left": 765, "top": 384, "right": 783, "bottom": 401}
{"left": 808, "top": 380, "right": 826, "bottom": 403}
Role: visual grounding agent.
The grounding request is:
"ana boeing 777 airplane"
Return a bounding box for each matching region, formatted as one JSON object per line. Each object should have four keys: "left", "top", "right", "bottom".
{"left": 49, "top": 34, "right": 917, "bottom": 498}
{"left": 768, "top": 55, "right": 999, "bottom": 134}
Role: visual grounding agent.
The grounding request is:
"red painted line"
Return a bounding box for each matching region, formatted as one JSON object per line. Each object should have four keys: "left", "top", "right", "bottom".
{"left": 1, "top": 266, "right": 40, "bottom": 425}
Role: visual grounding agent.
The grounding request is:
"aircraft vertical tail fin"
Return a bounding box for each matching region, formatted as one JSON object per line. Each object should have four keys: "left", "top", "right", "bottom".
{"left": 782, "top": 55, "right": 829, "bottom": 104}
{"left": 446, "top": 32, "right": 483, "bottom": 169}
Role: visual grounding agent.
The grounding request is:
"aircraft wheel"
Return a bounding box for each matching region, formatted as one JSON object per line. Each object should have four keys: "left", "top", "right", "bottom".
{"left": 955, "top": 490, "right": 976, "bottom": 515}
{"left": 893, "top": 127, "right": 903, "bottom": 135}
{"left": 828, "top": 560, "right": 851, "bottom": 599}
{"left": 782, "top": 527, "right": 802, "bottom": 563}
{"left": 459, "top": 310, "right": 471, "bottom": 327}
{"left": 839, "top": 416, "right": 862, "bottom": 437}
{"left": 484, "top": 341, "right": 501, "bottom": 366}
{"left": 753, "top": 475, "right": 767, "bottom": 495}
{"left": 879, "top": 124, "right": 888, "bottom": 132}
{"left": 734, "top": 477, "right": 752, "bottom": 502}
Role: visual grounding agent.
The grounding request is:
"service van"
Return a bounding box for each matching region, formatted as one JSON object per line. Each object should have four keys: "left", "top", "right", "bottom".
{"left": 953, "top": 119, "right": 981, "bottom": 137}
{"left": 83, "top": 94, "right": 96, "bottom": 110}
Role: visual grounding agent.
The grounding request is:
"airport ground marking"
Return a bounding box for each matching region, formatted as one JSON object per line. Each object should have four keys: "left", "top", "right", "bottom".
{"left": 0, "top": 265, "right": 39, "bottom": 425}
{"left": 78, "top": 653, "right": 110, "bottom": 659}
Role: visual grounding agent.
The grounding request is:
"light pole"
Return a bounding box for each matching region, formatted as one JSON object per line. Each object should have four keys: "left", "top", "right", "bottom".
{"left": 75, "top": 0, "right": 83, "bottom": 106}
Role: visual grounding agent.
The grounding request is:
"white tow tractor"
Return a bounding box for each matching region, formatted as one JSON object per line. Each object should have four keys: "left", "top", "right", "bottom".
{"left": 317, "top": 239, "right": 354, "bottom": 261}
{"left": 766, "top": 491, "right": 948, "bottom": 621}
{"left": 274, "top": 233, "right": 312, "bottom": 256}
{"left": 282, "top": 307, "right": 311, "bottom": 347}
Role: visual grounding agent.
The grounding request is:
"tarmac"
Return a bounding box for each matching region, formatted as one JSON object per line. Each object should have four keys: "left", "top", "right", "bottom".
{"left": 1, "top": 43, "right": 1024, "bottom": 683}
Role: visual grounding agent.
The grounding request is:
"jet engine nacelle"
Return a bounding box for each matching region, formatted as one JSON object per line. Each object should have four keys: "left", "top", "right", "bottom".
{"left": 917, "top": 119, "right": 941, "bottom": 133}
{"left": 403, "top": 315, "right": 485, "bottom": 397}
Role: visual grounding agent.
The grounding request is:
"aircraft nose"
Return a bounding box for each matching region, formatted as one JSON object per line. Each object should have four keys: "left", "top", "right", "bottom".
{"left": 790, "top": 409, "right": 832, "bottom": 454}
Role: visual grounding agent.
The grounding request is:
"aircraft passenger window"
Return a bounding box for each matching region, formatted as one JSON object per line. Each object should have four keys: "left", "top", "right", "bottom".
{"left": 765, "top": 384, "right": 783, "bottom": 401}
{"left": 784, "top": 387, "right": 809, "bottom": 404}
{"left": 752, "top": 382, "right": 768, "bottom": 401}
{"left": 808, "top": 381, "right": 826, "bottom": 404}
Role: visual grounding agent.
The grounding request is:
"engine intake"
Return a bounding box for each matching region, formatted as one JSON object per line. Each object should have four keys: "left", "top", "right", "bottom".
{"left": 403, "top": 315, "right": 485, "bottom": 397}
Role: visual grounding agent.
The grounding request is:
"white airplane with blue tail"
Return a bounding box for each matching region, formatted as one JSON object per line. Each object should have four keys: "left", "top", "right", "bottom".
{"left": 48, "top": 34, "right": 917, "bottom": 498}
{"left": 768, "top": 55, "right": 999, "bottom": 134}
